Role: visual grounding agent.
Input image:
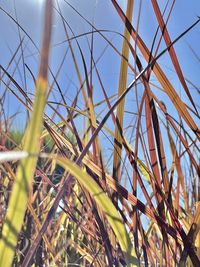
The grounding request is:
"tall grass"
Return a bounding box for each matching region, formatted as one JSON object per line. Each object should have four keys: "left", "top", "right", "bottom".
{"left": 0, "top": 0, "right": 199, "bottom": 266}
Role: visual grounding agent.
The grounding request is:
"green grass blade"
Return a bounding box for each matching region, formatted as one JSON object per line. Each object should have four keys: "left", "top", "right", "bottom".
{"left": 0, "top": 1, "right": 53, "bottom": 266}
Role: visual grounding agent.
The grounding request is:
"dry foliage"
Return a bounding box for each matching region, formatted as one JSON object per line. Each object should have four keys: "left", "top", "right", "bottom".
{"left": 0, "top": 0, "right": 199, "bottom": 266}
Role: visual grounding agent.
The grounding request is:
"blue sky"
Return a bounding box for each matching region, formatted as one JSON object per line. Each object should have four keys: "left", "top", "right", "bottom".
{"left": 1, "top": 1, "right": 199, "bottom": 111}
{"left": 0, "top": 0, "right": 199, "bottom": 177}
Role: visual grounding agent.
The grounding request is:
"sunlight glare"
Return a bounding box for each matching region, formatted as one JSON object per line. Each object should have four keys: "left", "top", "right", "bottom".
{"left": 37, "top": 0, "right": 45, "bottom": 4}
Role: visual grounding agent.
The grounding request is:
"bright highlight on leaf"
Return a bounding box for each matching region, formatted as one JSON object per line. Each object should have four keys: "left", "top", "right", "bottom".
{"left": 0, "top": 151, "right": 28, "bottom": 162}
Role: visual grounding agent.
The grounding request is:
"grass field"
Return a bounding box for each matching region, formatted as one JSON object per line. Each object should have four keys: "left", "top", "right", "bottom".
{"left": 0, "top": 1, "right": 200, "bottom": 266}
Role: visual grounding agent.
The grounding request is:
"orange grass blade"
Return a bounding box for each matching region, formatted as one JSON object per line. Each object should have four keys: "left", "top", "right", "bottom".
{"left": 151, "top": 0, "right": 197, "bottom": 113}
{"left": 111, "top": 0, "right": 200, "bottom": 139}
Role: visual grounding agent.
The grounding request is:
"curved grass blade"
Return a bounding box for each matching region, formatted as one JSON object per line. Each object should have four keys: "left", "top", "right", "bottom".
{"left": 52, "top": 155, "right": 139, "bottom": 266}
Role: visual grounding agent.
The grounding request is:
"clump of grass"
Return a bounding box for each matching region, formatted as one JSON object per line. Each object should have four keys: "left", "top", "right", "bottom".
{"left": 0, "top": 0, "right": 200, "bottom": 266}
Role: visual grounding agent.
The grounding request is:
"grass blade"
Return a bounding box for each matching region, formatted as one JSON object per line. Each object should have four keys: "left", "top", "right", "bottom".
{"left": 0, "top": 1, "right": 53, "bottom": 266}
{"left": 53, "top": 155, "right": 139, "bottom": 266}
{"left": 113, "top": 0, "right": 133, "bottom": 187}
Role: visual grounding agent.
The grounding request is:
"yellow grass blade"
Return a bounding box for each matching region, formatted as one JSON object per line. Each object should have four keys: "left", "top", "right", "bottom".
{"left": 42, "top": 118, "right": 152, "bottom": 185}
{"left": 113, "top": 0, "right": 134, "bottom": 183}
{"left": 0, "top": 1, "right": 53, "bottom": 266}
{"left": 52, "top": 155, "right": 139, "bottom": 266}
{"left": 167, "top": 128, "right": 189, "bottom": 212}
{"left": 0, "top": 80, "right": 48, "bottom": 267}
